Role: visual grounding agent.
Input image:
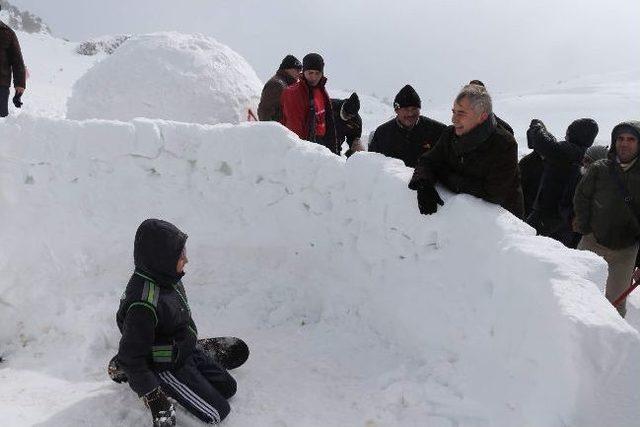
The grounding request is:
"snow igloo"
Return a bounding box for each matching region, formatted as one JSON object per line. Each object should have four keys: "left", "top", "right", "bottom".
{"left": 66, "top": 32, "right": 262, "bottom": 125}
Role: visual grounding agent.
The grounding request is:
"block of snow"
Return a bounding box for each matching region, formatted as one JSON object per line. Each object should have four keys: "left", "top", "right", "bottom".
{"left": 66, "top": 32, "right": 262, "bottom": 125}
{"left": 0, "top": 115, "right": 639, "bottom": 426}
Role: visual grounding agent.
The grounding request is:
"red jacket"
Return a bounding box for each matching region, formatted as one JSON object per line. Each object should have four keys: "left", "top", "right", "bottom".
{"left": 281, "top": 76, "right": 338, "bottom": 154}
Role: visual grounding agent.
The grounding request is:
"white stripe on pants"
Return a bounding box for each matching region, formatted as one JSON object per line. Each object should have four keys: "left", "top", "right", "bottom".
{"left": 158, "top": 371, "right": 221, "bottom": 423}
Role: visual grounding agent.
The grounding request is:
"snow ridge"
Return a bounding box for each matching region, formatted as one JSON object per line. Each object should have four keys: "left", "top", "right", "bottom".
{"left": 1, "top": 114, "right": 639, "bottom": 426}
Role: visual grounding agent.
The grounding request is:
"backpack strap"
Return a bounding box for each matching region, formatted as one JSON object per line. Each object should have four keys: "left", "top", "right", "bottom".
{"left": 128, "top": 271, "right": 160, "bottom": 325}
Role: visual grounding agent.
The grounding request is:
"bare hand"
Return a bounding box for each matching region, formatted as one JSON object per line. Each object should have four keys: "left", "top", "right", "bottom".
{"left": 15, "top": 87, "right": 25, "bottom": 94}
{"left": 351, "top": 140, "right": 365, "bottom": 152}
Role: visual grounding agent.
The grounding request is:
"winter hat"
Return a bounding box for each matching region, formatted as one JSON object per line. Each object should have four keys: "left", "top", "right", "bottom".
{"left": 279, "top": 54, "right": 302, "bottom": 71}
{"left": 566, "top": 118, "right": 598, "bottom": 148}
{"left": 134, "top": 219, "right": 188, "bottom": 286}
{"left": 394, "top": 85, "right": 421, "bottom": 109}
{"left": 469, "top": 79, "right": 485, "bottom": 87}
{"left": 611, "top": 121, "right": 640, "bottom": 144}
{"left": 302, "top": 53, "right": 324, "bottom": 72}
{"left": 343, "top": 92, "right": 360, "bottom": 116}
{"left": 584, "top": 145, "right": 609, "bottom": 162}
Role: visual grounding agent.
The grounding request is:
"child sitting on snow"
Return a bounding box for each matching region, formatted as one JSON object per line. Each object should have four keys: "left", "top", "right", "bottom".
{"left": 115, "top": 218, "right": 236, "bottom": 426}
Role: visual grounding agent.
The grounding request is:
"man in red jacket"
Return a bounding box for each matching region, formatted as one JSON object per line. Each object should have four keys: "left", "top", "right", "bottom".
{"left": 281, "top": 53, "right": 338, "bottom": 154}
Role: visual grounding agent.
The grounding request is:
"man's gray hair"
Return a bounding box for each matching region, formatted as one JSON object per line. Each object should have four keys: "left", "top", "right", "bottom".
{"left": 455, "top": 84, "right": 493, "bottom": 115}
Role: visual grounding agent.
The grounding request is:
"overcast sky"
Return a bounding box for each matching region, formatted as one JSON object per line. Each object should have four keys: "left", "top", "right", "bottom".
{"left": 10, "top": 0, "right": 640, "bottom": 106}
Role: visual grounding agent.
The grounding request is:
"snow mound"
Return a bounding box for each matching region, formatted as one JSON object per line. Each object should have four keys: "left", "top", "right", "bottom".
{"left": 66, "top": 32, "right": 262, "bottom": 125}
{"left": 1, "top": 116, "right": 640, "bottom": 426}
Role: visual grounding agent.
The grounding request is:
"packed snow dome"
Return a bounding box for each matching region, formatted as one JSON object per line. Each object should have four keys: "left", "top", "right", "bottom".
{"left": 66, "top": 32, "right": 262, "bottom": 124}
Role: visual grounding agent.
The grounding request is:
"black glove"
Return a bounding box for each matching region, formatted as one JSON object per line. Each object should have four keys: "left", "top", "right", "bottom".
{"left": 107, "top": 355, "right": 128, "bottom": 383}
{"left": 529, "top": 119, "right": 544, "bottom": 128}
{"left": 12, "top": 92, "right": 23, "bottom": 108}
{"left": 143, "top": 388, "right": 176, "bottom": 427}
{"left": 527, "top": 119, "right": 545, "bottom": 149}
{"left": 417, "top": 185, "right": 444, "bottom": 215}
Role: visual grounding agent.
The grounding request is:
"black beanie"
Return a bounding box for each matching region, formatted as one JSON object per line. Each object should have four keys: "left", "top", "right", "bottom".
{"left": 566, "top": 118, "right": 599, "bottom": 148}
{"left": 343, "top": 92, "right": 360, "bottom": 116}
{"left": 394, "top": 85, "right": 421, "bottom": 109}
{"left": 303, "top": 53, "right": 324, "bottom": 72}
{"left": 279, "top": 54, "right": 302, "bottom": 71}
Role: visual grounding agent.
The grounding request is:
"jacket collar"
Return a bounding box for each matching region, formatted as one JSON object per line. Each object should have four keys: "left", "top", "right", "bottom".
{"left": 452, "top": 114, "right": 497, "bottom": 155}
{"left": 276, "top": 69, "right": 298, "bottom": 85}
{"left": 300, "top": 75, "right": 328, "bottom": 92}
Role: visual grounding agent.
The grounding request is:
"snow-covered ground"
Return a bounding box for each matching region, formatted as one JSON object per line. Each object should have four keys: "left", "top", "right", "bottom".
{"left": 1, "top": 29, "right": 640, "bottom": 427}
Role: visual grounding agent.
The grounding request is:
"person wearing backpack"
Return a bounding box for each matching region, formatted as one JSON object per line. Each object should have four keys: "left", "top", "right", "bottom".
{"left": 574, "top": 121, "right": 640, "bottom": 317}
{"left": 116, "top": 219, "right": 237, "bottom": 425}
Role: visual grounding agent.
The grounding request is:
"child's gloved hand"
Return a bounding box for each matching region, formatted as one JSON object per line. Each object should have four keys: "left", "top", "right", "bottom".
{"left": 143, "top": 387, "right": 176, "bottom": 427}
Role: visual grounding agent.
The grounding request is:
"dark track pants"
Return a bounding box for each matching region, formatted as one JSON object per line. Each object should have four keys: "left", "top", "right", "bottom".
{"left": 157, "top": 348, "right": 236, "bottom": 424}
{"left": 0, "top": 86, "right": 9, "bottom": 117}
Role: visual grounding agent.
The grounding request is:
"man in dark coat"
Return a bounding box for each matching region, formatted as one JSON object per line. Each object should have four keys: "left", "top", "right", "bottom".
{"left": 0, "top": 11, "right": 26, "bottom": 117}
{"left": 409, "top": 84, "right": 524, "bottom": 218}
{"left": 574, "top": 122, "right": 640, "bottom": 317}
{"left": 257, "top": 54, "right": 301, "bottom": 122}
{"left": 525, "top": 118, "right": 599, "bottom": 246}
{"left": 368, "top": 85, "right": 446, "bottom": 167}
{"left": 519, "top": 151, "right": 544, "bottom": 218}
{"left": 331, "top": 92, "right": 364, "bottom": 157}
{"left": 468, "top": 80, "right": 513, "bottom": 135}
{"left": 117, "top": 219, "right": 237, "bottom": 425}
{"left": 281, "top": 53, "right": 338, "bottom": 154}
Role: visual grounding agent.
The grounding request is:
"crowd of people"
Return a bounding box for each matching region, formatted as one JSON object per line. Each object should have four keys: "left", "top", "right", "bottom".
{"left": 261, "top": 52, "right": 640, "bottom": 321}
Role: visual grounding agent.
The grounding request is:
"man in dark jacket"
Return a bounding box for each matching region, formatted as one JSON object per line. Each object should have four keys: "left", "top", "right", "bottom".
{"left": 117, "top": 219, "right": 236, "bottom": 426}
{"left": 369, "top": 85, "right": 446, "bottom": 167}
{"left": 281, "top": 53, "right": 338, "bottom": 154}
{"left": 409, "top": 84, "right": 524, "bottom": 218}
{"left": 519, "top": 151, "right": 544, "bottom": 218}
{"left": 574, "top": 122, "right": 640, "bottom": 317}
{"left": 257, "top": 54, "right": 301, "bottom": 122}
{"left": 526, "top": 118, "right": 599, "bottom": 246}
{"left": 0, "top": 12, "right": 26, "bottom": 117}
{"left": 331, "top": 92, "right": 364, "bottom": 157}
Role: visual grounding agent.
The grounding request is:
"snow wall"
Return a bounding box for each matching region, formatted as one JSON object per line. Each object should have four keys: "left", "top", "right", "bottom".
{"left": 66, "top": 32, "right": 262, "bottom": 125}
{"left": 0, "top": 114, "right": 639, "bottom": 426}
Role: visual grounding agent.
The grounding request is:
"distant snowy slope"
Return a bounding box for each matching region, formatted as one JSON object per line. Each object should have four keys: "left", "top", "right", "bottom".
{"left": 0, "top": 0, "right": 50, "bottom": 34}
{"left": 1, "top": 115, "right": 639, "bottom": 426}
{"left": 8, "top": 31, "right": 102, "bottom": 118}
